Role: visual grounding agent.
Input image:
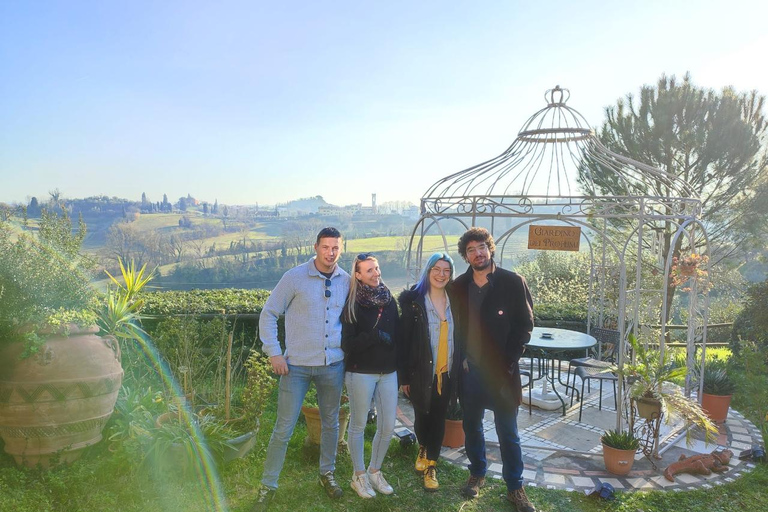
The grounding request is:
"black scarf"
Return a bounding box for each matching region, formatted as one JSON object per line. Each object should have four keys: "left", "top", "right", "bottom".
{"left": 356, "top": 282, "right": 392, "bottom": 309}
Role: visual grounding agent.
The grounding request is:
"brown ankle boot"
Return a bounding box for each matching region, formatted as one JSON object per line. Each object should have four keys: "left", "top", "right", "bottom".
{"left": 507, "top": 487, "right": 536, "bottom": 512}
{"left": 461, "top": 474, "right": 485, "bottom": 498}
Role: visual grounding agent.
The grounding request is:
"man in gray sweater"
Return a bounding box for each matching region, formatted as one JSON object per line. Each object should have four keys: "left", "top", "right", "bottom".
{"left": 251, "top": 227, "right": 350, "bottom": 511}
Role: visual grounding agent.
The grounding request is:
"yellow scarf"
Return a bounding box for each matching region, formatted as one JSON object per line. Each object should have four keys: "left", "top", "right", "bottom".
{"left": 436, "top": 320, "right": 448, "bottom": 395}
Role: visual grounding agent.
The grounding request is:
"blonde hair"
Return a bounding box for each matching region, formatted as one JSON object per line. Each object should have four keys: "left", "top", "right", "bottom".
{"left": 343, "top": 254, "right": 379, "bottom": 324}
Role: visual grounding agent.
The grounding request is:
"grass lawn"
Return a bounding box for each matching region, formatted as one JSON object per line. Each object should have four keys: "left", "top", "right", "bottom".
{"left": 2, "top": 392, "right": 766, "bottom": 512}
{"left": 2, "top": 342, "right": 766, "bottom": 512}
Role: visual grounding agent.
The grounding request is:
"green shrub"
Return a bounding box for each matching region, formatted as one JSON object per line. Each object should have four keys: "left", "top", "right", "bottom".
{"left": 0, "top": 209, "right": 97, "bottom": 354}
{"left": 533, "top": 303, "right": 588, "bottom": 323}
{"left": 141, "top": 288, "right": 270, "bottom": 316}
{"left": 732, "top": 278, "right": 768, "bottom": 360}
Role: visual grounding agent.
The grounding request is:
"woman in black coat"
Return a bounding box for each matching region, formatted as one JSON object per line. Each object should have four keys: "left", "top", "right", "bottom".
{"left": 342, "top": 253, "right": 399, "bottom": 498}
{"left": 398, "top": 252, "right": 460, "bottom": 492}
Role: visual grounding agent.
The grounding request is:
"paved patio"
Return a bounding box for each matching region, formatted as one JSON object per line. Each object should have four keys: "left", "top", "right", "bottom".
{"left": 394, "top": 363, "right": 763, "bottom": 493}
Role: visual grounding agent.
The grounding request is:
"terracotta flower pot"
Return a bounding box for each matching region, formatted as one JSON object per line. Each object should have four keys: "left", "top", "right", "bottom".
{"left": 0, "top": 325, "right": 123, "bottom": 467}
{"left": 701, "top": 393, "right": 732, "bottom": 423}
{"left": 300, "top": 405, "right": 349, "bottom": 448}
{"left": 442, "top": 418, "right": 465, "bottom": 448}
{"left": 602, "top": 443, "right": 637, "bottom": 475}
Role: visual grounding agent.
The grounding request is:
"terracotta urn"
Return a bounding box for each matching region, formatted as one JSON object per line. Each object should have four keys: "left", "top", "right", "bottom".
{"left": 0, "top": 325, "right": 123, "bottom": 467}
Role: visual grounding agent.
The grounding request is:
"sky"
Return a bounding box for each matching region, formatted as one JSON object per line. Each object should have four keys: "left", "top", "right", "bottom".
{"left": 1, "top": 1, "right": 767, "bottom": 208}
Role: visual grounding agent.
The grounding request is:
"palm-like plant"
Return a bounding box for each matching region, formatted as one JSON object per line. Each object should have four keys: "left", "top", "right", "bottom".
{"left": 622, "top": 333, "right": 686, "bottom": 402}
{"left": 619, "top": 333, "right": 718, "bottom": 445}
{"left": 97, "top": 259, "right": 156, "bottom": 344}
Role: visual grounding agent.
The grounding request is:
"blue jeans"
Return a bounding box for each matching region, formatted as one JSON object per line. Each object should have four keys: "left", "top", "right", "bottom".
{"left": 461, "top": 361, "right": 524, "bottom": 491}
{"left": 345, "top": 371, "right": 398, "bottom": 473}
{"left": 261, "top": 361, "right": 345, "bottom": 489}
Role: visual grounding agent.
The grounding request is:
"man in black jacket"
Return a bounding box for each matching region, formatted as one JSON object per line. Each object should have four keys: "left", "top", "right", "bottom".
{"left": 450, "top": 227, "right": 536, "bottom": 512}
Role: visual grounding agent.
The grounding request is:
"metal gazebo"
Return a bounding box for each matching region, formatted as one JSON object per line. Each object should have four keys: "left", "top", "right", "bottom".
{"left": 405, "top": 86, "right": 712, "bottom": 434}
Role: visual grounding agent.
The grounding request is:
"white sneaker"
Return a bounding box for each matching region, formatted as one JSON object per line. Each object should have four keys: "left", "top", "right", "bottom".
{"left": 351, "top": 473, "right": 376, "bottom": 498}
{"left": 367, "top": 469, "right": 393, "bottom": 495}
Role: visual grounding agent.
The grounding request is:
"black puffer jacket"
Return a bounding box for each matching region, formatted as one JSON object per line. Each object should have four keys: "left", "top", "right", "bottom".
{"left": 341, "top": 297, "right": 399, "bottom": 374}
{"left": 398, "top": 288, "right": 460, "bottom": 414}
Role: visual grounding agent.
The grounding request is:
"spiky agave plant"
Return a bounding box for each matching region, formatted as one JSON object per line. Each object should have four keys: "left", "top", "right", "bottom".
{"left": 601, "top": 429, "right": 640, "bottom": 451}
{"left": 97, "top": 258, "right": 156, "bottom": 344}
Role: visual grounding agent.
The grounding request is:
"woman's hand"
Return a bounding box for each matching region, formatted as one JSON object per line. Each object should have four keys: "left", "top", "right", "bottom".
{"left": 400, "top": 385, "right": 410, "bottom": 397}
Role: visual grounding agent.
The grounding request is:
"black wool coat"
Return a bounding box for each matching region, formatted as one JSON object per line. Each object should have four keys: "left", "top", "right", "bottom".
{"left": 449, "top": 264, "right": 534, "bottom": 406}
{"left": 397, "top": 288, "right": 460, "bottom": 414}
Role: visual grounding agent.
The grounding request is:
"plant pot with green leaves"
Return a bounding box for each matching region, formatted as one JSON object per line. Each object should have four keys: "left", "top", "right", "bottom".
{"left": 107, "top": 352, "right": 276, "bottom": 474}
{"left": 601, "top": 429, "right": 640, "bottom": 475}
{"left": 300, "top": 386, "right": 350, "bottom": 449}
{"left": 220, "top": 349, "right": 277, "bottom": 461}
{"left": 0, "top": 210, "right": 154, "bottom": 467}
{"left": 618, "top": 334, "right": 718, "bottom": 455}
{"left": 698, "top": 358, "right": 736, "bottom": 423}
{"left": 442, "top": 400, "right": 464, "bottom": 448}
{"left": 109, "top": 386, "right": 240, "bottom": 476}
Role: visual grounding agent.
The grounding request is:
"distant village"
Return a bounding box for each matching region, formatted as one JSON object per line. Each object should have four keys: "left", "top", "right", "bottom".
{"left": 1, "top": 191, "right": 421, "bottom": 222}
{"left": 224, "top": 193, "right": 420, "bottom": 220}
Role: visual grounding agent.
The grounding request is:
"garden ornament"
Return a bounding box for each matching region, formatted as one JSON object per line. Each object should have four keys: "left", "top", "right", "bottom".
{"left": 586, "top": 482, "right": 615, "bottom": 500}
{"left": 663, "top": 449, "right": 733, "bottom": 481}
{"left": 394, "top": 428, "right": 417, "bottom": 447}
{"left": 738, "top": 445, "right": 765, "bottom": 463}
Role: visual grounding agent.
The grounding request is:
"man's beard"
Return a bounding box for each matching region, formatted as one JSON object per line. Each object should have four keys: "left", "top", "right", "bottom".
{"left": 471, "top": 258, "right": 492, "bottom": 271}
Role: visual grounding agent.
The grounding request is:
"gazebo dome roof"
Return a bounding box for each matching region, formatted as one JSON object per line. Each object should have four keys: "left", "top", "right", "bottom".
{"left": 423, "top": 86, "right": 696, "bottom": 202}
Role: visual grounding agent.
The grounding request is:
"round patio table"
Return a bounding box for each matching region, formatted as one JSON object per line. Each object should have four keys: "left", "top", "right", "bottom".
{"left": 524, "top": 327, "right": 596, "bottom": 415}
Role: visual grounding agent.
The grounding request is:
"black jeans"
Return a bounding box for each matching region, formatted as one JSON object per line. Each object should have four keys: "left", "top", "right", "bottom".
{"left": 413, "top": 375, "right": 451, "bottom": 461}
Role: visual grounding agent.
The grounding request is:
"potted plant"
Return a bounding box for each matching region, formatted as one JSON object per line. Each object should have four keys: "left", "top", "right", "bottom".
{"left": 300, "top": 386, "right": 350, "bottom": 449}
{"left": 0, "top": 210, "right": 152, "bottom": 467}
{"left": 108, "top": 349, "right": 276, "bottom": 474}
{"left": 601, "top": 429, "right": 640, "bottom": 475}
{"left": 109, "top": 386, "right": 239, "bottom": 476}
{"left": 619, "top": 334, "right": 718, "bottom": 450}
{"left": 220, "top": 349, "right": 277, "bottom": 461}
{"left": 671, "top": 253, "right": 711, "bottom": 292}
{"left": 698, "top": 358, "right": 736, "bottom": 423}
{"left": 442, "top": 400, "right": 464, "bottom": 448}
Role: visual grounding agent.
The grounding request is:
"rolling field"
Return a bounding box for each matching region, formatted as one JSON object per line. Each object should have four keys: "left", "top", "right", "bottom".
{"left": 345, "top": 234, "right": 458, "bottom": 253}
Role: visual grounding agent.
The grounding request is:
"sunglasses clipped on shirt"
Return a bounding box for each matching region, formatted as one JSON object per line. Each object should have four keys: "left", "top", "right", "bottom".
{"left": 324, "top": 278, "right": 332, "bottom": 298}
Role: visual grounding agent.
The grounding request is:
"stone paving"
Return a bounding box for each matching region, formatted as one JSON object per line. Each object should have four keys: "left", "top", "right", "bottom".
{"left": 394, "top": 369, "right": 764, "bottom": 494}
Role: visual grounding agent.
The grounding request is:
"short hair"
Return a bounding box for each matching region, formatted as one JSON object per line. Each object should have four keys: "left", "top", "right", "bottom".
{"left": 457, "top": 227, "right": 496, "bottom": 261}
{"left": 316, "top": 227, "right": 342, "bottom": 243}
{"left": 412, "top": 252, "right": 454, "bottom": 297}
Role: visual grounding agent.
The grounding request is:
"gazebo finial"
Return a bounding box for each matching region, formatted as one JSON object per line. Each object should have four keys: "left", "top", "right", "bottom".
{"left": 546, "top": 85, "right": 570, "bottom": 106}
